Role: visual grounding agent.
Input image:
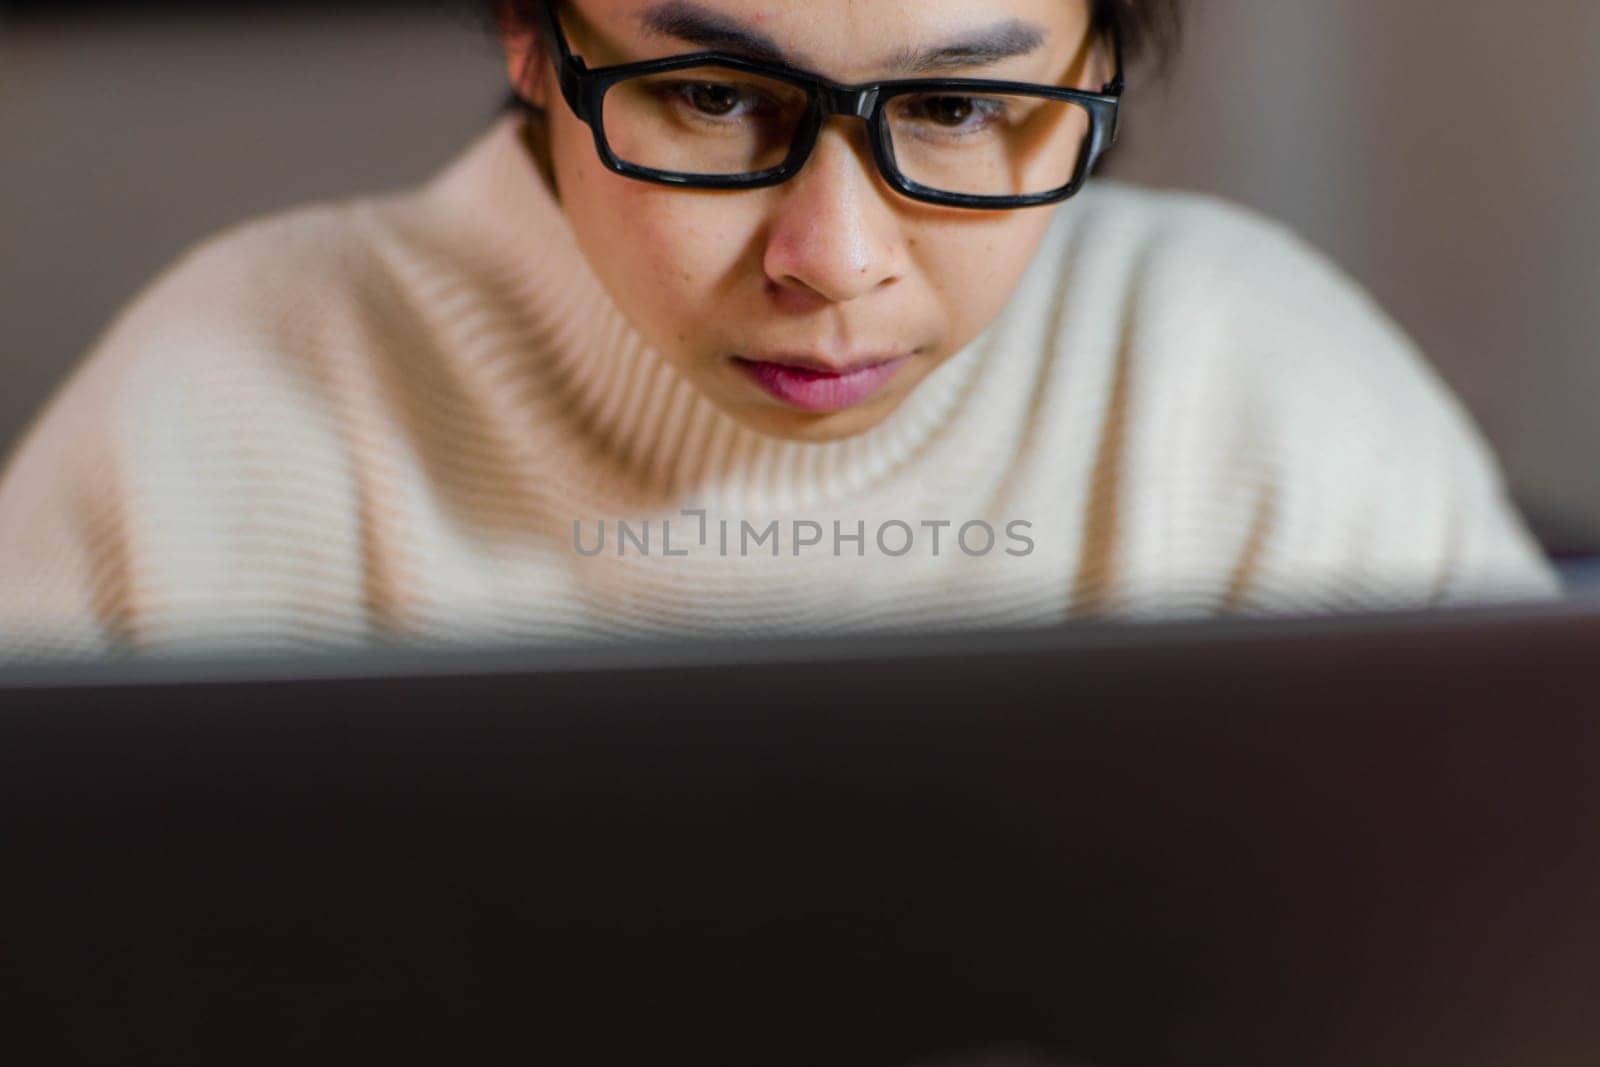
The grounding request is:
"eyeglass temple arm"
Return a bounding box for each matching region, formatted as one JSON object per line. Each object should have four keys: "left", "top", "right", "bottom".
{"left": 519, "top": 0, "right": 590, "bottom": 119}
{"left": 1100, "top": 17, "right": 1126, "bottom": 142}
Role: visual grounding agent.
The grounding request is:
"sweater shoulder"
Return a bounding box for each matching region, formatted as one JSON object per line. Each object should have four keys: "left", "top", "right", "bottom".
{"left": 1037, "top": 179, "right": 1402, "bottom": 384}
{"left": 1057, "top": 179, "right": 1309, "bottom": 269}
{"left": 1060, "top": 182, "right": 1546, "bottom": 602}
{"left": 98, "top": 193, "right": 402, "bottom": 364}
{"left": 1059, "top": 179, "right": 1454, "bottom": 431}
{"left": 0, "top": 193, "right": 421, "bottom": 520}
{"left": 1055, "top": 179, "right": 1382, "bottom": 326}
{"left": 29, "top": 191, "right": 437, "bottom": 453}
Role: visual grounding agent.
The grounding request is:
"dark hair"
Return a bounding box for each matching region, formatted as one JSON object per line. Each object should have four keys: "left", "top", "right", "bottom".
{"left": 485, "top": 1, "right": 1184, "bottom": 75}
{"left": 1092, "top": 0, "right": 1183, "bottom": 74}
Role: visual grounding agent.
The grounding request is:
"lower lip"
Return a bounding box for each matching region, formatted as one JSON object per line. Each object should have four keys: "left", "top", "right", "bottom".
{"left": 733, "top": 355, "right": 911, "bottom": 412}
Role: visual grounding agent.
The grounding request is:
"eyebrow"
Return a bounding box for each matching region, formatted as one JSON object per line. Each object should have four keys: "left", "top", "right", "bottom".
{"left": 638, "top": 1, "right": 1048, "bottom": 76}
{"left": 886, "top": 20, "right": 1049, "bottom": 75}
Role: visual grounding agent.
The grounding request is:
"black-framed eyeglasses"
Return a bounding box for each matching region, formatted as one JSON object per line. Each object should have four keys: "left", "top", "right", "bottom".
{"left": 514, "top": 0, "right": 1125, "bottom": 211}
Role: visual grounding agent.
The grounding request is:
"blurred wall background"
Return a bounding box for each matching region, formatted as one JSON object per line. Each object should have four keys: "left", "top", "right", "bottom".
{"left": 2, "top": 0, "right": 1596, "bottom": 551}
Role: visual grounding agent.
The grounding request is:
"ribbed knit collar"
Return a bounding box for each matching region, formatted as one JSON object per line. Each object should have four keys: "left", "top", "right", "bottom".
{"left": 417, "top": 113, "right": 1000, "bottom": 514}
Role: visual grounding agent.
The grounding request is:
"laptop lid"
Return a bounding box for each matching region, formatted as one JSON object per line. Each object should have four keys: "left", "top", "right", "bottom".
{"left": 3, "top": 601, "right": 1597, "bottom": 1066}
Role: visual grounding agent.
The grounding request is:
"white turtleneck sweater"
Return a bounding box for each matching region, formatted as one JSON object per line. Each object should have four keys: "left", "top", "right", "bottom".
{"left": 0, "top": 114, "right": 1561, "bottom": 662}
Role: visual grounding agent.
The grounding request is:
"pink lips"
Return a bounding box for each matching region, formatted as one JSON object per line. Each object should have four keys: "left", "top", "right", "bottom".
{"left": 733, "top": 355, "right": 911, "bottom": 412}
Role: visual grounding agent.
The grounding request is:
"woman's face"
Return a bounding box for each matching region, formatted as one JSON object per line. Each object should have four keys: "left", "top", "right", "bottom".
{"left": 503, "top": 0, "right": 1110, "bottom": 442}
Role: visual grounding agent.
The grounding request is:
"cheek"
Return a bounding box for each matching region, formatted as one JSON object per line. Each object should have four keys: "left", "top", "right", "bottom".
{"left": 563, "top": 173, "right": 749, "bottom": 339}
{"left": 915, "top": 215, "right": 1054, "bottom": 334}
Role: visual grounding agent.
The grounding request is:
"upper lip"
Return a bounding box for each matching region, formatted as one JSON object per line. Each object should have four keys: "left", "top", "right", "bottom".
{"left": 735, "top": 351, "right": 912, "bottom": 375}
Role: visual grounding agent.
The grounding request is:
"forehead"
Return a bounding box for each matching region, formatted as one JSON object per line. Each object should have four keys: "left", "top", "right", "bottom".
{"left": 576, "top": 0, "right": 1088, "bottom": 79}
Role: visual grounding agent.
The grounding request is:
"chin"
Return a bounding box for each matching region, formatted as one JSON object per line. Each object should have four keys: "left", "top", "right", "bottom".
{"left": 734, "top": 399, "right": 902, "bottom": 444}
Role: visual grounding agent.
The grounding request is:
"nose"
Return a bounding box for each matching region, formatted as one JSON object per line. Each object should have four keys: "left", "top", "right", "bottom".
{"left": 761, "top": 122, "right": 909, "bottom": 308}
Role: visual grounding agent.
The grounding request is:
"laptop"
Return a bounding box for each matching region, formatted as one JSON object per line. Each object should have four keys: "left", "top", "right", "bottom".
{"left": 3, "top": 599, "right": 1598, "bottom": 1066}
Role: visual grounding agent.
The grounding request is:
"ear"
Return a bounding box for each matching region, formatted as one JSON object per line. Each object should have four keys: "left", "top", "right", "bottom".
{"left": 1066, "top": 13, "right": 1118, "bottom": 92}
{"left": 1085, "top": 20, "right": 1121, "bottom": 91}
{"left": 500, "top": 24, "right": 551, "bottom": 109}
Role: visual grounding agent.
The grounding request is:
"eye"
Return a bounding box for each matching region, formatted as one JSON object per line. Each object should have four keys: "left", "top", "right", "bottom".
{"left": 919, "top": 95, "right": 976, "bottom": 126}
{"left": 658, "top": 80, "right": 776, "bottom": 121}
{"left": 896, "top": 93, "right": 1007, "bottom": 133}
{"left": 684, "top": 82, "right": 743, "bottom": 117}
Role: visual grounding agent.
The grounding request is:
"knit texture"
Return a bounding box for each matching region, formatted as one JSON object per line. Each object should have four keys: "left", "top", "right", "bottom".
{"left": 0, "top": 114, "right": 1562, "bottom": 662}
